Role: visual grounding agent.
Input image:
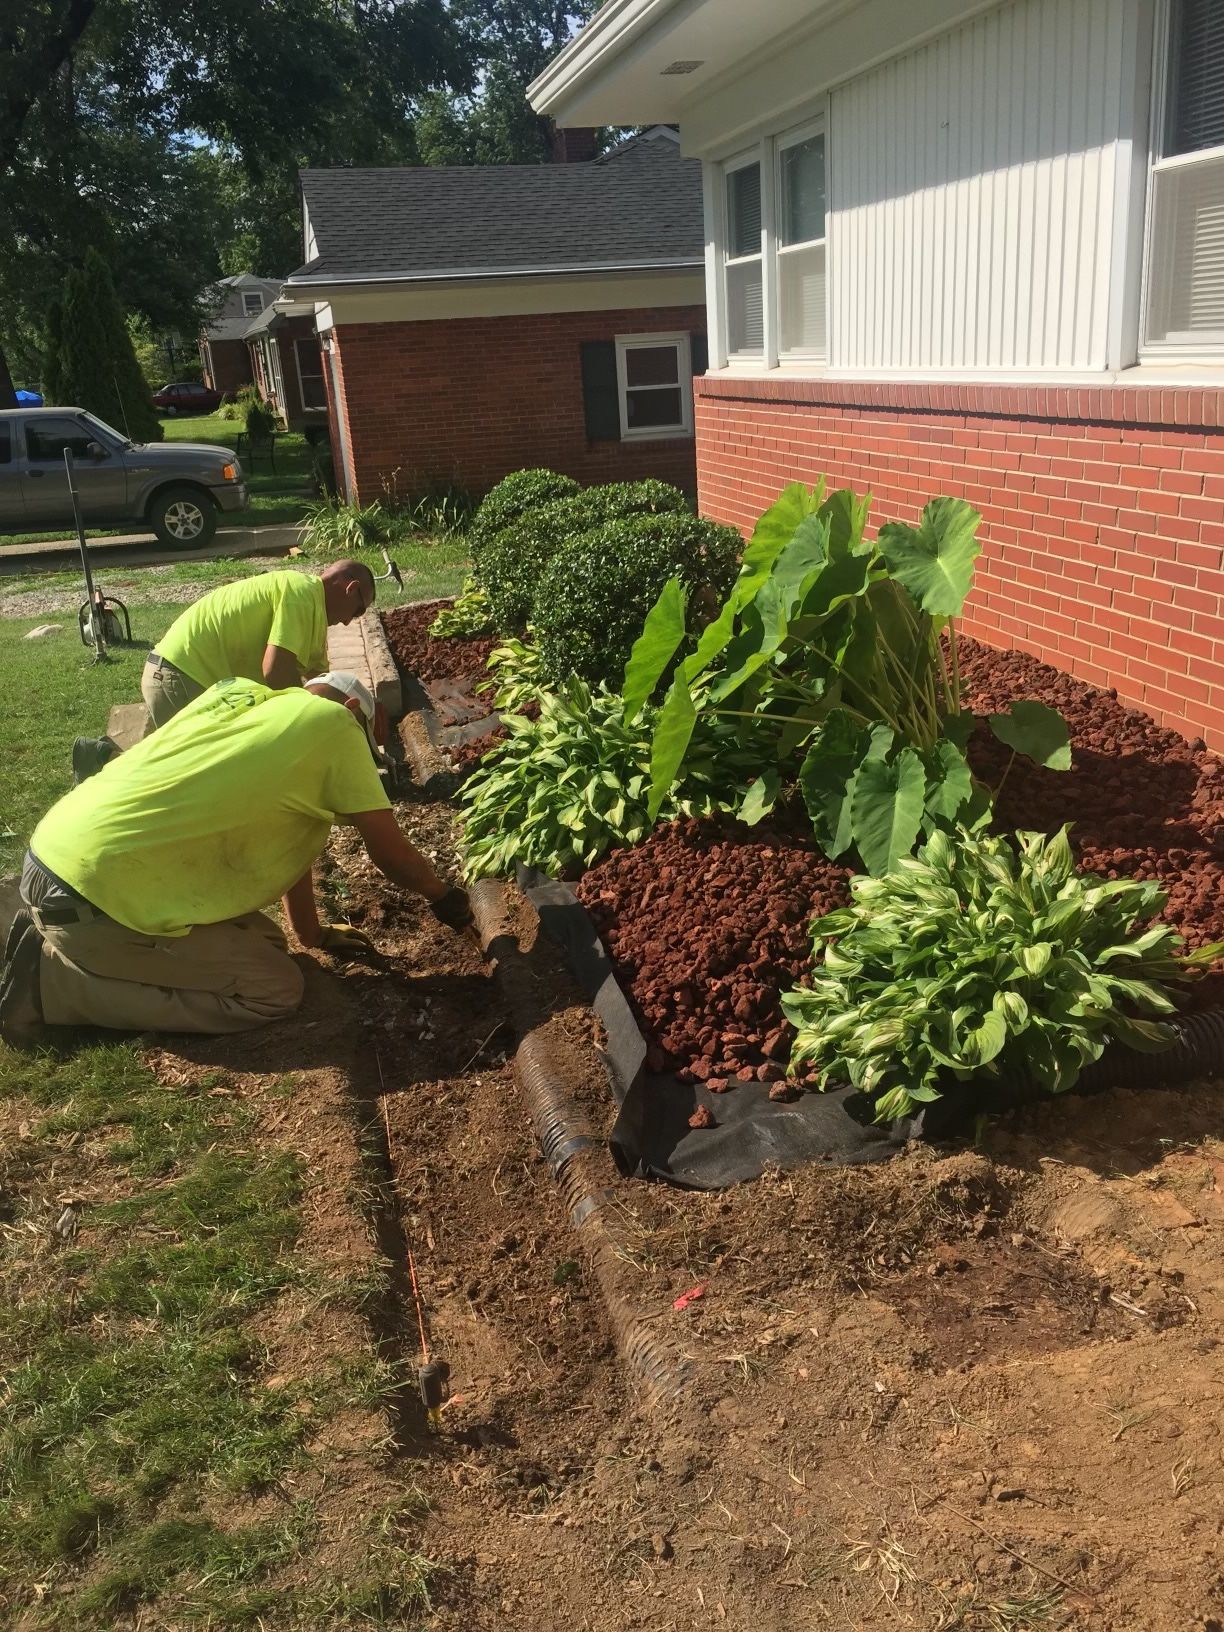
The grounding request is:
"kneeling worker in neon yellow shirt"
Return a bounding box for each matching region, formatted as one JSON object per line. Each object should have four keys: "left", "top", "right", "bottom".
{"left": 1, "top": 673, "right": 473, "bottom": 1048}
{"left": 142, "top": 560, "right": 376, "bottom": 728}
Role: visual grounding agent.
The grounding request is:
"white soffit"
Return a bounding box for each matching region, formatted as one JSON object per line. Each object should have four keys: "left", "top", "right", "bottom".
{"left": 528, "top": 0, "right": 849, "bottom": 126}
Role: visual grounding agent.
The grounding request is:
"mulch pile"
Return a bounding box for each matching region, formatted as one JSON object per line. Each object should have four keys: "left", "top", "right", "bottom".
{"left": 381, "top": 601, "right": 498, "bottom": 684}
{"left": 578, "top": 639, "right": 1224, "bottom": 1085}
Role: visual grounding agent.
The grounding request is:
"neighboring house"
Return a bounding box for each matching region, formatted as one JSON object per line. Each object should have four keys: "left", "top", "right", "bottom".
{"left": 199, "top": 274, "right": 281, "bottom": 397}
{"left": 531, "top": 0, "right": 1224, "bottom": 751}
{"left": 244, "top": 305, "right": 328, "bottom": 433}
{"left": 276, "top": 128, "right": 707, "bottom": 504}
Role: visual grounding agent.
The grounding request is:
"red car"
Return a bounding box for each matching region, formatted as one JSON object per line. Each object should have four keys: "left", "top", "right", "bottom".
{"left": 153, "top": 381, "right": 224, "bottom": 416}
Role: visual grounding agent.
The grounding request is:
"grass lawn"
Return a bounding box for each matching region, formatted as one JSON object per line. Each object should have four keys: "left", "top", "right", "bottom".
{"left": 0, "top": 614, "right": 440, "bottom": 1625}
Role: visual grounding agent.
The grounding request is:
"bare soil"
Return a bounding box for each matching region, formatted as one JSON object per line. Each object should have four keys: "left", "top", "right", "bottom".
{"left": 283, "top": 798, "right": 1224, "bottom": 1632}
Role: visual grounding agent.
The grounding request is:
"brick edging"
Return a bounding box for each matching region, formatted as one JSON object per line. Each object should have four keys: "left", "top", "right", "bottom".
{"left": 696, "top": 373, "right": 1224, "bottom": 432}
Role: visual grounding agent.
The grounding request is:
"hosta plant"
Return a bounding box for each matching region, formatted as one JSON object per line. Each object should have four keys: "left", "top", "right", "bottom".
{"left": 781, "top": 825, "right": 1223, "bottom": 1125}
{"left": 477, "top": 634, "right": 547, "bottom": 713}
{"left": 629, "top": 482, "right": 1071, "bottom": 875}
{"left": 429, "top": 577, "right": 493, "bottom": 639}
{"left": 460, "top": 678, "right": 762, "bottom": 880}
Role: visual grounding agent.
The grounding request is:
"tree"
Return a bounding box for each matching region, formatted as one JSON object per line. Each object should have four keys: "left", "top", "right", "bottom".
{"left": 416, "top": 1, "right": 602, "bottom": 166}
{"left": 52, "top": 247, "right": 160, "bottom": 440}
{"left": 0, "top": 0, "right": 467, "bottom": 404}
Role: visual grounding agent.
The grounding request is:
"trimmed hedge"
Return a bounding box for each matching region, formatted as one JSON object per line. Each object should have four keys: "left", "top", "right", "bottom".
{"left": 480, "top": 479, "right": 690, "bottom": 634}
{"left": 533, "top": 512, "right": 742, "bottom": 688}
{"left": 469, "top": 469, "right": 580, "bottom": 560}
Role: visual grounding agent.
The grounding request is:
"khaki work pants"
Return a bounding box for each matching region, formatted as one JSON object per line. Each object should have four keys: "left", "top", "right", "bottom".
{"left": 142, "top": 654, "right": 205, "bottom": 730}
{"left": 30, "top": 907, "right": 305, "bottom": 1035}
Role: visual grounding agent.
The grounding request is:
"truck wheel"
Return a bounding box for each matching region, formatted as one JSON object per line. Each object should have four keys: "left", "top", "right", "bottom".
{"left": 150, "top": 486, "right": 216, "bottom": 548}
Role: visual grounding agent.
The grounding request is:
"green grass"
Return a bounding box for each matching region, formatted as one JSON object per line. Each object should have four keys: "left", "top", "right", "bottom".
{"left": 0, "top": 1034, "right": 438, "bottom": 1627}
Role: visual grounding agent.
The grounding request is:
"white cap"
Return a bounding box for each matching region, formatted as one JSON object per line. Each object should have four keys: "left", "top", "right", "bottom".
{"left": 307, "top": 671, "right": 378, "bottom": 751}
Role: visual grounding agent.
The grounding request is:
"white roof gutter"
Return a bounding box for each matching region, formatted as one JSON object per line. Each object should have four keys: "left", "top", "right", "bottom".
{"left": 527, "top": 0, "right": 685, "bottom": 115}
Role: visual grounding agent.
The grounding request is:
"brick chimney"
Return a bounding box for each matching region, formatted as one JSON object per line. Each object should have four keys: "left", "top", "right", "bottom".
{"left": 550, "top": 124, "right": 599, "bottom": 164}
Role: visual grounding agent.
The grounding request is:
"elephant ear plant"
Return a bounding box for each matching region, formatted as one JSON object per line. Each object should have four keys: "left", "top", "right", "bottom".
{"left": 781, "top": 826, "right": 1224, "bottom": 1125}
{"left": 627, "top": 481, "right": 1072, "bottom": 875}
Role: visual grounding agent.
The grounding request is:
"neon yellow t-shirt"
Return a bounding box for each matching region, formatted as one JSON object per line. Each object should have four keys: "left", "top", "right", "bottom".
{"left": 155, "top": 571, "right": 328, "bottom": 688}
{"left": 31, "top": 682, "right": 390, "bottom": 936}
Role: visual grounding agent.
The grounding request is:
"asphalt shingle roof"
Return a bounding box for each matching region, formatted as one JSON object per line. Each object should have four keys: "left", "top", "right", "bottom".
{"left": 290, "top": 130, "right": 702, "bottom": 285}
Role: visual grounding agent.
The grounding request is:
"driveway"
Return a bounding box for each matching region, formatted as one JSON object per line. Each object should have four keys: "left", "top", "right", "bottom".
{"left": 0, "top": 523, "right": 302, "bottom": 578}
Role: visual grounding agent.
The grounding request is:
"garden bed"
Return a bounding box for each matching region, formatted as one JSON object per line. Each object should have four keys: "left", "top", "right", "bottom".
{"left": 575, "top": 637, "right": 1224, "bottom": 1094}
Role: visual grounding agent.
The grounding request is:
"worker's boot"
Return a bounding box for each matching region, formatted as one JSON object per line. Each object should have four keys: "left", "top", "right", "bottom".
{"left": 0, "top": 917, "right": 47, "bottom": 1051}
{"left": 71, "top": 736, "right": 121, "bottom": 786}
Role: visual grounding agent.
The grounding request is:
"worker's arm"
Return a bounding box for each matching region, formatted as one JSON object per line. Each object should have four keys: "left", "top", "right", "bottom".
{"left": 283, "top": 870, "right": 323, "bottom": 947}
{"left": 262, "top": 644, "right": 304, "bottom": 689}
{"left": 352, "top": 809, "right": 448, "bottom": 899}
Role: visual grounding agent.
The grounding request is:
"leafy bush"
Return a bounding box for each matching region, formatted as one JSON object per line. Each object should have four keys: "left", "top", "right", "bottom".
{"left": 460, "top": 678, "right": 762, "bottom": 880}
{"left": 429, "top": 578, "right": 493, "bottom": 639}
{"left": 533, "top": 512, "right": 741, "bottom": 689}
{"left": 781, "top": 826, "right": 1222, "bottom": 1124}
{"left": 468, "top": 468, "right": 581, "bottom": 557}
{"left": 633, "top": 481, "right": 1070, "bottom": 875}
{"left": 219, "top": 383, "right": 262, "bottom": 422}
{"left": 243, "top": 394, "right": 277, "bottom": 441}
{"left": 301, "top": 499, "right": 401, "bottom": 555}
{"left": 478, "top": 480, "right": 690, "bottom": 634}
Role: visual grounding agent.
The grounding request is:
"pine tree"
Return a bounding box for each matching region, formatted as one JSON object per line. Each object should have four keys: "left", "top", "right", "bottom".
{"left": 42, "top": 296, "right": 65, "bottom": 404}
{"left": 55, "top": 249, "right": 160, "bottom": 441}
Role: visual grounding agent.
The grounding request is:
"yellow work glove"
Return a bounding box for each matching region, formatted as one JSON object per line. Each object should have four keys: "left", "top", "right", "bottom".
{"left": 319, "top": 923, "right": 377, "bottom": 957}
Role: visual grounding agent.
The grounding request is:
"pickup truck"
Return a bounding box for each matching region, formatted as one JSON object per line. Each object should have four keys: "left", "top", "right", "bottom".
{"left": 0, "top": 406, "right": 248, "bottom": 548}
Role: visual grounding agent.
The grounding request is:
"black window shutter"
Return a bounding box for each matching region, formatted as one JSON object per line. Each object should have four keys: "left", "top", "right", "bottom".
{"left": 691, "top": 332, "right": 709, "bottom": 376}
{"left": 580, "top": 340, "right": 620, "bottom": 441}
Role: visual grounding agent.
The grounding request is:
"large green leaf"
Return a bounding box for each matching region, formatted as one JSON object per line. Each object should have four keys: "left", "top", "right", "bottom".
{"left": 738, "top": 766, "right": 781, "bottom": 827}
{"left": 922, "top": 738, "right": 975, "bottom": 826}
{"left": 646, "top": 669, "right": 698, "bottom": 819}
{"left": 621, "top": 576, "right": 688, "bottom": 723}
{"left": 876, "top": 497, "right": 982, "bottom": 616}
{"left": 819, "top": 487, "right": 872, "bottom": 558}
{"left": 850, "top": 746, "right": 927, "bottom": 875}
{"left": 799, "top": 711, "right": 866, "bottom": 858}
{"left": 988, "top": 700, "right": 1072, "bottom": 771}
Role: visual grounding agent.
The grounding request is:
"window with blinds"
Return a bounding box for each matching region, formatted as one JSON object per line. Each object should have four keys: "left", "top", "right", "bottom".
{"left": 777, "top": 131, "right": 827, "bottom": 356}
{"left": 725, "top": 160, "right": 764, "bottom": 354}
{"left": 1145, "top": 0, "right": 1224, "bottom": 348}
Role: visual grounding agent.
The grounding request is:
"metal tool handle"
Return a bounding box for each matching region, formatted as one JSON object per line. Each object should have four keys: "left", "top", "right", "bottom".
{"left": 65, "top": 448, "right": 109, "bottom": 660}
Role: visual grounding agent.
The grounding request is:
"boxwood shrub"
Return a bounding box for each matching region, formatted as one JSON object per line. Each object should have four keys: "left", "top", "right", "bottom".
{"left": 533, "top": 512, "right": 742, "bottom": 688}
{"left": 469, "top": 469, "right": 580, "bottom": 561}
{"left": 480, "top": 479, "right": 691, "bottom": 634}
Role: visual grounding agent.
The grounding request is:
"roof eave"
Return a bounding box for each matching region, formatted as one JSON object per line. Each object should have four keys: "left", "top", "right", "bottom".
{"left": 281, "top": 258, "right": 703, "bottom": 295}
{"left": 527, "top": 0, "right": 684, "bottom": 118}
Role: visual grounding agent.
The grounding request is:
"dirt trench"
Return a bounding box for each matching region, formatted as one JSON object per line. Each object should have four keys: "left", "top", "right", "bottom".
{"left": 288, "top": 795, "right": 1224, "bottom": 1632}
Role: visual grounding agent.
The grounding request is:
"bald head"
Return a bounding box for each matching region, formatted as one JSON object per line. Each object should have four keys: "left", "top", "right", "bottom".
{"left": 321, "top": 559, "right": 377, "bottom": 626}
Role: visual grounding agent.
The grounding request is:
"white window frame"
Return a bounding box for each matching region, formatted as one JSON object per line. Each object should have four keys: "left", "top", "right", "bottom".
{"left": 774, "top": 117, "right": 828, "bottom": 362}
{"left": 613, "top": 332, "right": 693, "bottom": 441}
{"left": 713, "top": 110, "right": 829, "bottom": 371}
{"left": 722, "top": 148, "right": 768, "bottom": 363}
{"left": 242, "top": 291, "right": 265, "bottom": 317}
{"left": 293, "top": 336, "right": 327, "bottom": 414}
{"left": 1140, "top": 0, "right": 1224, "bottom": 357}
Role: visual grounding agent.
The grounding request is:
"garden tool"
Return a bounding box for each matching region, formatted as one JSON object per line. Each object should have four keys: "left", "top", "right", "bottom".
{"left": 64, "top": 449, "right": 132, "bottom": 659}
{"left": 418, "top": 1359, "right": 451, "bottom": 1430}
{"left": 371, "top": 548, "right": 403, "bottom": 591}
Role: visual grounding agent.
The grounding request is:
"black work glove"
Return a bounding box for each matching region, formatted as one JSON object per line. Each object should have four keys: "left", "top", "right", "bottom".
{"left": 429, "top": 885, "right": 474, "bottom": 931}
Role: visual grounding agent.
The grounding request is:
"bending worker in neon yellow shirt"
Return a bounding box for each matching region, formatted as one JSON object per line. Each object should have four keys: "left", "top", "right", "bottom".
{"left": 142, "top": 560, "right": 376, "bottom": 727}
{"left": 1, "top": 673, "right": 473, "bottom": 1047}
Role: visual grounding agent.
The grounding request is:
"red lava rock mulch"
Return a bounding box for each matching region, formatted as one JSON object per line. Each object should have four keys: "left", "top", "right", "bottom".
{"left": 381, "top": 601, "right": 498, "bottom": 684}
{"left": 577, "top": 818, "right": 851, "bottom": 1086}
{"left": 578, "top": 639, "right": 1224, "bottom": 1086}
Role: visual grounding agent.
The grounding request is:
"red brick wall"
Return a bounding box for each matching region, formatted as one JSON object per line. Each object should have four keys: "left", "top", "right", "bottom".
{"left": 331, "top": 306, "right": 706, "bottom": 505}
{"left": 697, "top": 376, "right": 1224, "bottom": 751}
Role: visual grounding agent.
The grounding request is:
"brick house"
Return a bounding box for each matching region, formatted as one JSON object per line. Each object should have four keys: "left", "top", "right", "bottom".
{"left": 531, "top": 0, "right": 1224, "bottom": 751}
{"left": 277, "top": 128, "right": 707, "bottom": 504}
{"left": 199, "top": 275, "right": 280, "bottom": 397}
{"left": 244, "top": 307, "right": 328, "bottom": 434}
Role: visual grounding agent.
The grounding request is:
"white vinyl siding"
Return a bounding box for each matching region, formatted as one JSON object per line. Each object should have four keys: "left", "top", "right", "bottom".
{"left": 1144, "top": 0, "right": 1224, "bottom": 350}
{"left": 829, "top": 0, "right": 1144, "bottom": 372}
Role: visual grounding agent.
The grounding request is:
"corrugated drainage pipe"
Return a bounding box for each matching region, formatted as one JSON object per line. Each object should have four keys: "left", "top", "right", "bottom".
{"left": 1082, "top": 1006, "right": 1224, "bottom": 1092}
{"left": 470, "top": 879, "right": 695, "bottom": 1409}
